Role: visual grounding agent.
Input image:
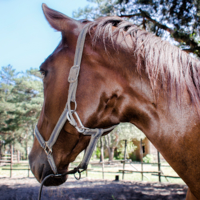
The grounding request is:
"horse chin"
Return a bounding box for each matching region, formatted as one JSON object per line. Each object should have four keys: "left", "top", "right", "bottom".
{"left": 42, "top": 166, "right": 70, "bottom": 186}
{"left": 43, "top": 174, "right": 68, "bottom": 186}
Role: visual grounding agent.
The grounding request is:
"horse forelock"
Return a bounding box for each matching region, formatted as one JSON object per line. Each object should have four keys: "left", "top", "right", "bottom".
{"left": 88, "top": 17, "right": 200, "bottom": 112}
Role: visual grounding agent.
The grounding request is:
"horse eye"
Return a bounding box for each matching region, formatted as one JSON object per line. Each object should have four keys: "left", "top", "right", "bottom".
{"left": 39, "top": 70, "right": 47, "bottom": 79}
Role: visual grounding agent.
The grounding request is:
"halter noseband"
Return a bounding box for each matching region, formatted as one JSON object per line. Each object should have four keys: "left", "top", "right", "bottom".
{"left": 34, "top": 24, "right": 117, "bottom": 199}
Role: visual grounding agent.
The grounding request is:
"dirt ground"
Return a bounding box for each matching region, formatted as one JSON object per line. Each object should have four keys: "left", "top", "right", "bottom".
{"left": 0, "top": 177, "right": 188, "bottom": 200}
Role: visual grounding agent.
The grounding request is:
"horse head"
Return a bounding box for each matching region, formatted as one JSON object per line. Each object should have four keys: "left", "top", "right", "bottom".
{"left": 29, "top": 4, "right": 200, "bottom": 199}
{"left": 29, "top": 4, "right": 140, "bottom": 186}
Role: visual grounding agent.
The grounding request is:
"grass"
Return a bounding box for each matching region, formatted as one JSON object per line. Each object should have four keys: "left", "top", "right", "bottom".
{"left": 112, "top": 195, "right": 117, "bottom": 200}
{"left": 0, "top": 160, "right": 186, "bottom": 185}
{"left": 0, "top": 161, "right": 34, "bottom": 178}
{"left": 68, "top": 160, "right": 186, "bottom": 184}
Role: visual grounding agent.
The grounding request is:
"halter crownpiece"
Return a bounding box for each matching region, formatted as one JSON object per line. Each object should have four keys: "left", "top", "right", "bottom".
{"left": 34, "top": 24, "right": 117, "bottom": 199}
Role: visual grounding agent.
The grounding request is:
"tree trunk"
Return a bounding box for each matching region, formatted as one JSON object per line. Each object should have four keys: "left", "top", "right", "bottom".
{"left": 108, "top": 147, "right": 115, "bottom": 162}
{"left": 23, "top": 134, "right": 29, "bottom": 160}
{"left": 0, "top": 141, "right": 3, "bottom": 160}
{"left": 104, "top": 134, "right": 117, "bottom": 162}
{"left": 100, "top": 137, "right": 104, "bottom": 162}
{"left": 25, "top": 141, "right": 28, "bottom": 160}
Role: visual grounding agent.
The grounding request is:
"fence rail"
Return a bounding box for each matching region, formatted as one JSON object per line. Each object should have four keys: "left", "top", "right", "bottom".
{"left": 0, "top": 140, "right": 181, "bottom": 183}
{"left": 0, "top": 159, "right": 181, "bottom": 182}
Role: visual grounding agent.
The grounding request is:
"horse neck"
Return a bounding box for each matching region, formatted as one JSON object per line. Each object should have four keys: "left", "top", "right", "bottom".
{"left": 94, "top": 28, "right": 200, "bottom": 197}
{"left": 123, "top": 59, "right": 199, "bottom": 150}
{"left": 113, "top": 45, "right": 200, "bottom": 146}
{"left": 123, "top": 60, "right": 200, "bottom": 195}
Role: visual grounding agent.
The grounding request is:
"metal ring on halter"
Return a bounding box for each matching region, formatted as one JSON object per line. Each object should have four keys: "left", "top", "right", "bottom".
{"left": 71, "top": 100, "right": 77, "bottom": 111}
{"left": 74, "top": 169, "right": 81, "bottom": 180}
{"left": 73, "top": 112, "right": 88, "bottom": 131}
{"left": 67, "top": 111, "right": 86, "bottom": 133}
{"left": 67, "top": 111, "right": 77, "bottom": 126}
{"left": 75, "top": 126, "right": 85, "bottom": 133}
{"left": 67, "top": 100, "right": 77, "bottom": 112}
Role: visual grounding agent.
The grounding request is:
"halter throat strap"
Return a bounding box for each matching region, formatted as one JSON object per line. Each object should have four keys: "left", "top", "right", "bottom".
{"left": 34, "top": 24, "right": 116, "bottom": 175}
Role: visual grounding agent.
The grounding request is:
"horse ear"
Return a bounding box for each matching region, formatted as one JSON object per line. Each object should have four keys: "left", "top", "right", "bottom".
{"left": 42, "top": 4, "right": 77, "bottom": 31}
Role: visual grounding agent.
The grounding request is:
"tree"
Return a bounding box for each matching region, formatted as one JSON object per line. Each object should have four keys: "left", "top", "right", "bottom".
{"left": 104, "top": 123, "right": 145, "bottom": 161}
{"left": 0, "top": 66, "right": 43, "bottom": 159}
{"left": 104, "top": 128, "right": 119, "bottom": 161}
{"left": 73, "top": 0, "right": 118, "bottom": 19}
{"left": 73, "top": 0, "right": 200, "bottom": 58}
{"left": 0, "top": 65, "right": 18, "bottom": 159}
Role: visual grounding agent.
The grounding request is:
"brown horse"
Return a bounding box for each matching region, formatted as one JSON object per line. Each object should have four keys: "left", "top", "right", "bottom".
{"left": 29, "top": 4, "right": 200, "bottom": 200}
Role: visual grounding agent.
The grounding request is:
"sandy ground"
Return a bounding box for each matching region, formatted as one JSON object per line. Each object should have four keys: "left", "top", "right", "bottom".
{"left": 0, "top": 177, "right": 188, "bottom": 200}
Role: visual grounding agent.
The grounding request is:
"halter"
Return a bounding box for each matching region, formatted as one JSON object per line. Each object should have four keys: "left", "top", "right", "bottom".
{"left": 34, "top": 24, "right": 117, "bottom": 199}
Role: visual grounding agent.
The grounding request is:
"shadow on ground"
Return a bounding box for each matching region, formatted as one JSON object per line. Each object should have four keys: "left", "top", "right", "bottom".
{"left": 0, "top": 177, "right": 187, "bottom": 200}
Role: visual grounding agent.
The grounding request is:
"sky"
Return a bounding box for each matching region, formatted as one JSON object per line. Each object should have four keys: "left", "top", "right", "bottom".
{"left": 0, "top": 0, "right": 89, "bottom": 72}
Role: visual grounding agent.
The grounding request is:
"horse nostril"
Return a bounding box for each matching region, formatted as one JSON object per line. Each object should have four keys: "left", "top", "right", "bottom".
{"left": 29, "top": 152, "right": 49, "bottom": 183}
{"left": 38, "top": 164, "right": 67, "bottom": 186}
{"left": 29, "top": 149, "right": 67, "bottom": 186}
{"left": 39, "top": 164, "right": 45, "bottom": 182}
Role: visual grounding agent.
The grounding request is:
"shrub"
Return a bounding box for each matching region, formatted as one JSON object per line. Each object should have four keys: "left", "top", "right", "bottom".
{"left": 143, "top": 154, "right": 154, "bottom": 163}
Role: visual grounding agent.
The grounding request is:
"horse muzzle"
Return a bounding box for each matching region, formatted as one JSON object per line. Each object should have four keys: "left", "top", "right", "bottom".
{"left": 29, "top": 150, "right": 68, "bottom": 186}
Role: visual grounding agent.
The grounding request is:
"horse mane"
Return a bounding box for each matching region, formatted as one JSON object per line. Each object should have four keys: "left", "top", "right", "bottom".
{"left": 88, "top": 17, "right": 200, "bottom": 110}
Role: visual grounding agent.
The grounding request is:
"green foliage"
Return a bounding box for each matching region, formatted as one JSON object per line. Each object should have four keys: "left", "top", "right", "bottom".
{"left": 95, "top": 147, "right": 101, "bottom": 158}
{"left": 73, "top": 0, "right": 119, "bottom": 19}
{"left": 0, "top": 65, "right": 43, "bottom": 154}
{"left": 73, "top": 0, "right": 200, "bottom": 57}
{"left": 103, "top": 123, "right": 145, "bottom": 161}
{"left": 115, "top": 140, "right": 137, "bottom": 160}
{"left": 112, "top": 195, "right": 117, "bottom": 200}
{"left": 117, "top": 123, "right": 145, "bottom": 141}
{"left": 91, "top": 146, "right": 101, "bottom": 160}
{"left": 143, "top": 154, "right": 154, "bottom": 163}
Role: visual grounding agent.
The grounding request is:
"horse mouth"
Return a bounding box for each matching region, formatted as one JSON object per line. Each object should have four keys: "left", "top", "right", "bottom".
{"left": 42, "top": 174, "right": 68, "bottom": 186}
{"left": 41, "top": 166, "right": 69, "bottom": 186}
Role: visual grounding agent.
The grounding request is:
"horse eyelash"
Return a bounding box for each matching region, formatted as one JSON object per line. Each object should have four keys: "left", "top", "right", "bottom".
{"left": 39, "top": 70, "right": 47, "bottom": 78}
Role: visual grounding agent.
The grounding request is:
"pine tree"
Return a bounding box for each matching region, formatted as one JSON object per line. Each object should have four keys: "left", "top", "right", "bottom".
{"left": 0, "top": 66, "right": 43, "bottom": 159}
{"left": 73, "top": 0, "right": 200, "bottom": 58}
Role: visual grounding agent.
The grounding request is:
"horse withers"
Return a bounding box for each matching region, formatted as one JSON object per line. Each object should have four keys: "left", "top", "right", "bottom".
{"left": 29, "top": 4, "right": 200, "bottom": 200}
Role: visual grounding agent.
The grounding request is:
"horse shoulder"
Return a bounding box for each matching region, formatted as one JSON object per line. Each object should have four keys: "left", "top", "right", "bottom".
{"left": 186, "top": 188, "right": 198, "bottom": 200}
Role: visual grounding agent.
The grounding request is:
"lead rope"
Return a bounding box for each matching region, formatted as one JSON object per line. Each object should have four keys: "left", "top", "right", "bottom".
{"left": 38, "top": 168, "right": 82, "bottom": 200}
{"left": 37, "top": 128, "right": 113, "bottom": 200}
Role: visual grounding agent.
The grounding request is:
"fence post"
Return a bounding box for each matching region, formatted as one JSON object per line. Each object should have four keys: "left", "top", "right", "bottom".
{"left": 17, "top": 150, "right": 20, "bottom": 163}
{"left": 140, "top": 139, "right": 143, "bottom": 181}
{"left": 122, "top": 140, "right": 127, "bottom": 180}
{"left": 10, "top": 144, "right": 13, "bottom": 178}
{"left": 100, "top": 137, "right": 104, "bottom": 179}
{"left": 28, "top": 164, "right": 30, "bottom": 177}
{"left": 157, "top": 150, "right": 161, "bottom": 182}
{"left": 83, "top": 149, "right": 88, "bottom": 178}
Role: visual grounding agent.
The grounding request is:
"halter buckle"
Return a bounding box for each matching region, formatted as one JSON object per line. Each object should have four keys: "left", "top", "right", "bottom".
{"left": 44, "top": 144, "right": 52, "bottom": 155}
{"left": 68, "top": 65, "right": 80, "bottom": 83}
